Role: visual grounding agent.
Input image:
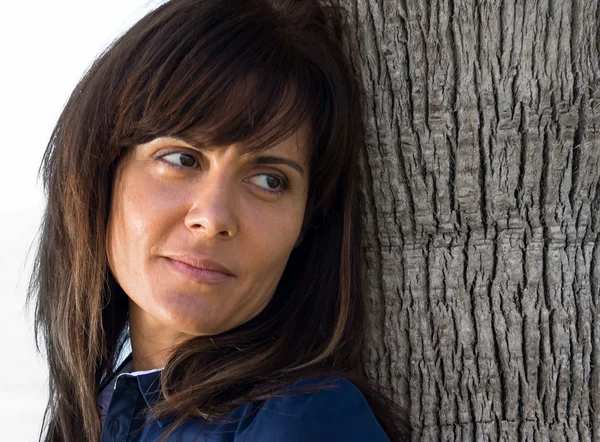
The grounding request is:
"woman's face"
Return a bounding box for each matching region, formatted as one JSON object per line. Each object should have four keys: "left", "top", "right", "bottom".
{"left": 107, "top": 128, "right": 309, "bottom": 343}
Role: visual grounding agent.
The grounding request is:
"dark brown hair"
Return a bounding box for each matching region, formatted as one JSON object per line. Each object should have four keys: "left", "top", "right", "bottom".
{"left": 29, "top": 0, "right": 410, "bottom": 440}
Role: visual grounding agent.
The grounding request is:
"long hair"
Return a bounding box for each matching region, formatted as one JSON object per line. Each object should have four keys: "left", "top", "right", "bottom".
{"left": 29, "top": 0, "right": 410, "bottom": 440}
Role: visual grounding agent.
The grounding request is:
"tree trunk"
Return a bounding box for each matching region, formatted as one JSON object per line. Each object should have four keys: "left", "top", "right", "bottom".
{"left": 347, "top": 0, "right": 600, "bottom": 440}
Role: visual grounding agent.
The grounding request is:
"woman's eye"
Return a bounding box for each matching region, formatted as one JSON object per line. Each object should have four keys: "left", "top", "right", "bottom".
{"left": 248, "top": 174, "right": 288, "bottom": 194}
{"left": 160, "top": 152, "right": 199, "bottom": 168}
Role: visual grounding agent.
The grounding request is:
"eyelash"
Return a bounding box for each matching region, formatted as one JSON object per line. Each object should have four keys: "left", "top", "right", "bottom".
{"left": 155, "top": 150, "right": 291, "bottom": 196}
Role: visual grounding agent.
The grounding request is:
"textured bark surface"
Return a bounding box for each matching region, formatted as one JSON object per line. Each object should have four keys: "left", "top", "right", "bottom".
{"left": 347, "top": 0, "right": 600, "bottom": 440}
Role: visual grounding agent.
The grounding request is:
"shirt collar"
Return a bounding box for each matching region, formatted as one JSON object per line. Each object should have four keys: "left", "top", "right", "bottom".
{"left": 133, "top": 370, "right": 172, "bottom": 428}
{"left": 100, "top": 353, "right": 172, "bottom": 428}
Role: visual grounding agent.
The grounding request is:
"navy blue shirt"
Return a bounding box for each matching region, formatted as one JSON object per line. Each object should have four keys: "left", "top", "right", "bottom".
{"left": 99, "top": 357, "right": 390, "bottom": 441}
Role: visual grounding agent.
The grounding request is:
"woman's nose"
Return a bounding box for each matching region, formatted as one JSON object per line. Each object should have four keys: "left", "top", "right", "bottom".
{"left": 183, "top": 176, "right": 239, "bottom": 239}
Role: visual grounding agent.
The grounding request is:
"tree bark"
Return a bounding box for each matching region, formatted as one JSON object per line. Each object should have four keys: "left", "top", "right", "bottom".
{"left": 347, "top": 0, "right": 600, "bottom": 440}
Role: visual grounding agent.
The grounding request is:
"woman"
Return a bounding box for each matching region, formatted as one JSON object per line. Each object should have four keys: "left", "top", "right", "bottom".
{"left": 29, "top": 0, "right": 410, "bottom": 440}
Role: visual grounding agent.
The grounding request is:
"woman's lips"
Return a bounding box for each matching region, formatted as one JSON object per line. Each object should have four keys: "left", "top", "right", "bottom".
{"left": 166, "top": 258, "right": 234, "bottom": 284}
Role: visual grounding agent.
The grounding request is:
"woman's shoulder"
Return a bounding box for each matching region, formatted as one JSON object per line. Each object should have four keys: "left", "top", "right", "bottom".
{"left": 235, "top": 376, "right": 390, "bottom": 442}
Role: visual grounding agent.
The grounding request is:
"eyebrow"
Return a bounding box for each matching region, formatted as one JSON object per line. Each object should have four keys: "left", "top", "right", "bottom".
{"left": 249, "top": 155, "right": 305, "bottom": 176}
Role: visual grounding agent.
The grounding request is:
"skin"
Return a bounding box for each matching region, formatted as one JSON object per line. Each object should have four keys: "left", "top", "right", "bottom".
{"left": 106, "top": 128, "right": 309, "bottom": 371}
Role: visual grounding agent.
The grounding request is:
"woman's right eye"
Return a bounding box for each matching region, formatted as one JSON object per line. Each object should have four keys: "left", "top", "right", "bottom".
{"left": 159, "top": 152, "right": 199, "bottom": 168}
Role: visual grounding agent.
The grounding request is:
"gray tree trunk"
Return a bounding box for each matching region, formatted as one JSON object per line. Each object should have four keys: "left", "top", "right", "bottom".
{"left": 346, "top": 0, "right": 600, "bottom": 440}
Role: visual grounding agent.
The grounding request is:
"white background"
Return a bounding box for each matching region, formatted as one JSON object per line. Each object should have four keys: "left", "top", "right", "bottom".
{"left": 0, "top": 1, "right": 163, "bottom": 439}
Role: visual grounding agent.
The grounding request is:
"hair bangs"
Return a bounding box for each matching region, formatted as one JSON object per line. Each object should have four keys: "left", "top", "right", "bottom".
{"left": 115, "top": 2, "right": 321, "bottom": 156}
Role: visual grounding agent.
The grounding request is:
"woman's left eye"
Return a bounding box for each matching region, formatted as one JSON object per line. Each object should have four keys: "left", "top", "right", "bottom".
{"left": 159, "top": 152, "right": 199, "bottom": 168}
{"left": 247, "top": 174, "right": 289, "bottom": 195}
